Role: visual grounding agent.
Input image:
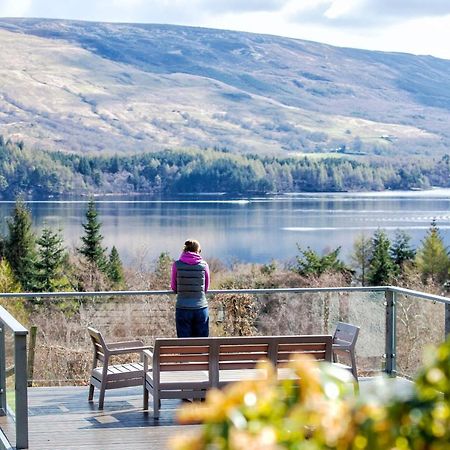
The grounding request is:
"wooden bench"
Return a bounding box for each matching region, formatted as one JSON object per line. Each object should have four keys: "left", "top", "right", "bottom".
{"left": 143, "top": 335, "right": 332, "bottom": 418}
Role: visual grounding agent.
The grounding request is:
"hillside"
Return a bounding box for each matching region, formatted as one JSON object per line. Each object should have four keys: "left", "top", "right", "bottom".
{"left": 0, "top": 18, "right": 449, "bottom": 156}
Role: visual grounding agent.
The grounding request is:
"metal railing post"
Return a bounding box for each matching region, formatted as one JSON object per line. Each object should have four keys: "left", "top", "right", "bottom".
{"left": 445, "top": 304, "right": 450, "bottom": 338}
{"left": 385, "top": 289, "right": 396, "bottom": 376}
{"left": 0, "top": 323, "right": 6, "bottom": 415}
{"left": 14, "top": 333, "right": 28, "bottom": 449}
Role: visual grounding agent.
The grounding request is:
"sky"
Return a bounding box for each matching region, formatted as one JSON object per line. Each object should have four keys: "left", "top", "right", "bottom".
{"left": 1, "top": 0, "right": 450, "bottom": 60}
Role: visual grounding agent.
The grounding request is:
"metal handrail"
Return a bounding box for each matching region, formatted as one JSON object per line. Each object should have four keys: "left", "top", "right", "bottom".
{"left": 0, "top": 285, "right": 447, "bottom": 303}
{"left": 388, "top": 286, "right": 450, "bottom": 305}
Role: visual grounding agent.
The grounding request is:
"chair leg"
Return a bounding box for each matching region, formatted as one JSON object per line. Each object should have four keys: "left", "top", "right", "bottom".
{"left": 143, "top": 383, "right": 149, "bottom": 410}
{"left": 350, "top": 351, "right": 358, "bottom": 381}
{"left": 98, "top": 383, "right": 106, "bottom": 409}
{"left": 153, "top": 392, "right": 160, "bottom": 419}
{"left": 88, "top": 383, "right": 95, "bottom": 402}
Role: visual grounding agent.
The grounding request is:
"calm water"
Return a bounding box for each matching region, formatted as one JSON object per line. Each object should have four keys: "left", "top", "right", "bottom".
{"left": 1, "top": 190, "right": 450, "bottom": 266}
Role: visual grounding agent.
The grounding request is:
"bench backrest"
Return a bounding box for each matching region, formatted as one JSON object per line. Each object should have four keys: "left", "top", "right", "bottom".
{"left": 153, "top": 335, "right": 332, "bottom": 373}
{"left": 153, "top": 338, "right": 212, "bottom": 372}
{"left": 274, "top": 335, "right": 332, "bottom": 365}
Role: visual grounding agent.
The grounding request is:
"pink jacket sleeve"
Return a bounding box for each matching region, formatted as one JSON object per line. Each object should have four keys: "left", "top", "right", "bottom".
{"left": 171, "top": 263, "right": 177, "bottom": 292}
{"left": 204, "top": 262, "right": 210, "bottom": 292}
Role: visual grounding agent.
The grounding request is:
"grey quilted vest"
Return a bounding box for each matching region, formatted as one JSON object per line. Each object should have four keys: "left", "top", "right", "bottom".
{"left": 175, "top": 260, "right": 208, "bottom": 309}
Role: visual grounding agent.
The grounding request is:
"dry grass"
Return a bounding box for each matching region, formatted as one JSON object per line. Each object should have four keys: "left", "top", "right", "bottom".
{"left": 18, "top": 261, "right": 445, "bottom": 385}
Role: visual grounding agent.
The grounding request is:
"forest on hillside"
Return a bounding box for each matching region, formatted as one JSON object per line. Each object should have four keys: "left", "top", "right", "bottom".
{"left": 1, "top": 136, "right": 450, "bottom": 198}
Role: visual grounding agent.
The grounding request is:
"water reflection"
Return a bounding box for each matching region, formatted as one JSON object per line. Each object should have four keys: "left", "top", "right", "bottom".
{"left": 0, "top": 191, "right": 449, "bottom": 265}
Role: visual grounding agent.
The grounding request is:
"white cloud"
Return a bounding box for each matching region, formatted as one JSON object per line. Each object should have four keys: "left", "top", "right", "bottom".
{"left": 0, "top": 0, "right": 32, "bottom": 17}
{"left": 324, "top": 0, "right": 362, "bottom": 20}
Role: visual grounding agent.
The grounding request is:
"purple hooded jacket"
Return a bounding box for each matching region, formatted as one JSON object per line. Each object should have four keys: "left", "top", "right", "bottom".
{"left": 171, "top": 251, "right": 210, "bottom": 293}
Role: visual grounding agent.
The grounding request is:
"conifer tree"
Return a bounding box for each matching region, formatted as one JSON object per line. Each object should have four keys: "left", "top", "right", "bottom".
{"left": 416, "top": 220, "right": 449, "bottom": 284}
{"left": 367, "top": 229, "right": 395, "bottom": 286}
{"left": 0, "top": 259, "right": 22, "bottom": 293}
{"left": 295, "top": 246, "right": 351, "bottom": 277}
{"left": 78, "top": 199, "right": 107, "bottom": 271}
{"left": 390, "top": 230, "right": 416, "bottom": 268}
{"left": 4, "top": 199, "right": 37, "bottom": 291}
{"left": 350, "top": 234, "right": 372, "bottom": 286}
{"left": 35, "top": 226, "right": 69, "bottom": 292}
{"left": 107, "top": 246, "right": 124, "bottom": 285}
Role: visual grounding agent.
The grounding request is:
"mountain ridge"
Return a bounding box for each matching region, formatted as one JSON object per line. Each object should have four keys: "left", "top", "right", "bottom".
{"left": 0, "top": 18, "right": 449, "bottom": 156}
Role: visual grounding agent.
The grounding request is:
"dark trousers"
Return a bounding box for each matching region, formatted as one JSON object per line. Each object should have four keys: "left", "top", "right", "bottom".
{"left": 176, "top": 307, "right": 209, "bottom": 338}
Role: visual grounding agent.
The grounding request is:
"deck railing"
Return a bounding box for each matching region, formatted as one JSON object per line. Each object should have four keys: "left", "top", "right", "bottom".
{"left": 0, "top": 285, "right": 449, "bottom": 449}
{"left": 0, "top": 306, "right": 28, "bottom": 450}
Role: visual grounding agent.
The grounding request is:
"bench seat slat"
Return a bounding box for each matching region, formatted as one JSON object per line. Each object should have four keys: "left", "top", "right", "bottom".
{"left": 92, "top": 363, "right": 144, "bottom": 381}
{"left": 219, "top": 361, "right": 262, "bottom": 370}
{"left": 218, "top": 368, "right": 269, "bottom": 386}
{"left": 160, "top": 362, "right": 209, "bottom": 371}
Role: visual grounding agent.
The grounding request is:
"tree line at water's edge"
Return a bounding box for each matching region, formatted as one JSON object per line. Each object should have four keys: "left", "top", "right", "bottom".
{"left": 1, "top": 136, "right": 450, "bottom": 197}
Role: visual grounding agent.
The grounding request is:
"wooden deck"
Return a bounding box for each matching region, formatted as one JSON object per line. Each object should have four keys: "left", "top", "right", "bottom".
{"left": 9, "top": 386, "right": 199, "bottom": 450}
{"left": 0, "top": 377, "right": 415, "bottom": 449}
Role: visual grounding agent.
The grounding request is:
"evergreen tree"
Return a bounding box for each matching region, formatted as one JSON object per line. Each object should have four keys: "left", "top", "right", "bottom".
{"left": 4, "top": 199, "right": 37, "bottom": 291}
{"left": 295, "top": 246, "right": 351, "bottom": 277}
{"left": 390, "top": 230, "right": 416, "bottom": 268}
{"left": 107, "top": 246, "right": 124, "bottom": 285}
{"left": 416, "top": 220, "right": 449, "bottom": 284}
{"left": 367, "top": 229, "right": 395, "bottom": 286}
{"left": 156, "top": 252, "right": 172, "bottom": 278}
{"left": 35, "top": 226, "right": 69, "bottom": 292}
{"left": 78, "top": 199, "right": 107, "bottom": 271}
{"left": 0, "top": 259, "right": 22, "bottom": 292}
{"left": 350, "top": 234, "right": 372, "bottom": 286}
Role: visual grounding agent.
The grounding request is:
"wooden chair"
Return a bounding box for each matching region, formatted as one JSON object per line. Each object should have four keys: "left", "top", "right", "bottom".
{"left": 87, "top": 327, "right": 151, "bottom": 409}
{"left": 332, "top": 322, "right": 360, "bottom": 380}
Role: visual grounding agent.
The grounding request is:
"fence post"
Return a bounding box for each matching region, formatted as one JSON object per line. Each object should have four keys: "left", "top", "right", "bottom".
{"left": 385, "top": 289, "right": 397, "bottom": 376}
{"left": 0, "top": 323, "right": 6, "bottom": 415}
{"left": 15, "top": 333, "right": 28, "bottom": 449}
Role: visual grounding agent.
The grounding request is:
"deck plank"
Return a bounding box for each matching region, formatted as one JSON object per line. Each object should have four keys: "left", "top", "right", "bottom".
{"left": 23, "top": 386, "right": 199, "bottom": 450}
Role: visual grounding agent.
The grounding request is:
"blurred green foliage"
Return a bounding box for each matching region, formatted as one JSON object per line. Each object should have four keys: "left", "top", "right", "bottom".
{"left": 172, "top": 337, "right": 450, "bottom": 450}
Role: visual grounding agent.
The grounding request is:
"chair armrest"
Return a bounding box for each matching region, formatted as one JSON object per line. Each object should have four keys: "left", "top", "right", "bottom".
{"left": 333, "top": 340, "right": 352, "bottom": 349}
{"left": 109, "top": 344, "right": 153, "bottom": 356}
{"left": 143, "top": 349, "right": 154, "bottom": 373}
{"left": 107, "top": 340, "right": 144, "bottom": 349}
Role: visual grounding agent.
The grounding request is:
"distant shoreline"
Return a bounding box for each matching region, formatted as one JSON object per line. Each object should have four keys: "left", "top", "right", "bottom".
{"left": 2, "top": 187, "right": 450, "bottom": 204}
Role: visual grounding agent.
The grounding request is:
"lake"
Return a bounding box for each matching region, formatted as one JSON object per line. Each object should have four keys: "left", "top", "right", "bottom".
{"left": 1, "top": 189, "right": 450, "bottom": 266}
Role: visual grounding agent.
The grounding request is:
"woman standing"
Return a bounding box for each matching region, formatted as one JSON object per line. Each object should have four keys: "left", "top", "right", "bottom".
{"left": 171, "top": 239, "right": 210, "bottom": 337}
